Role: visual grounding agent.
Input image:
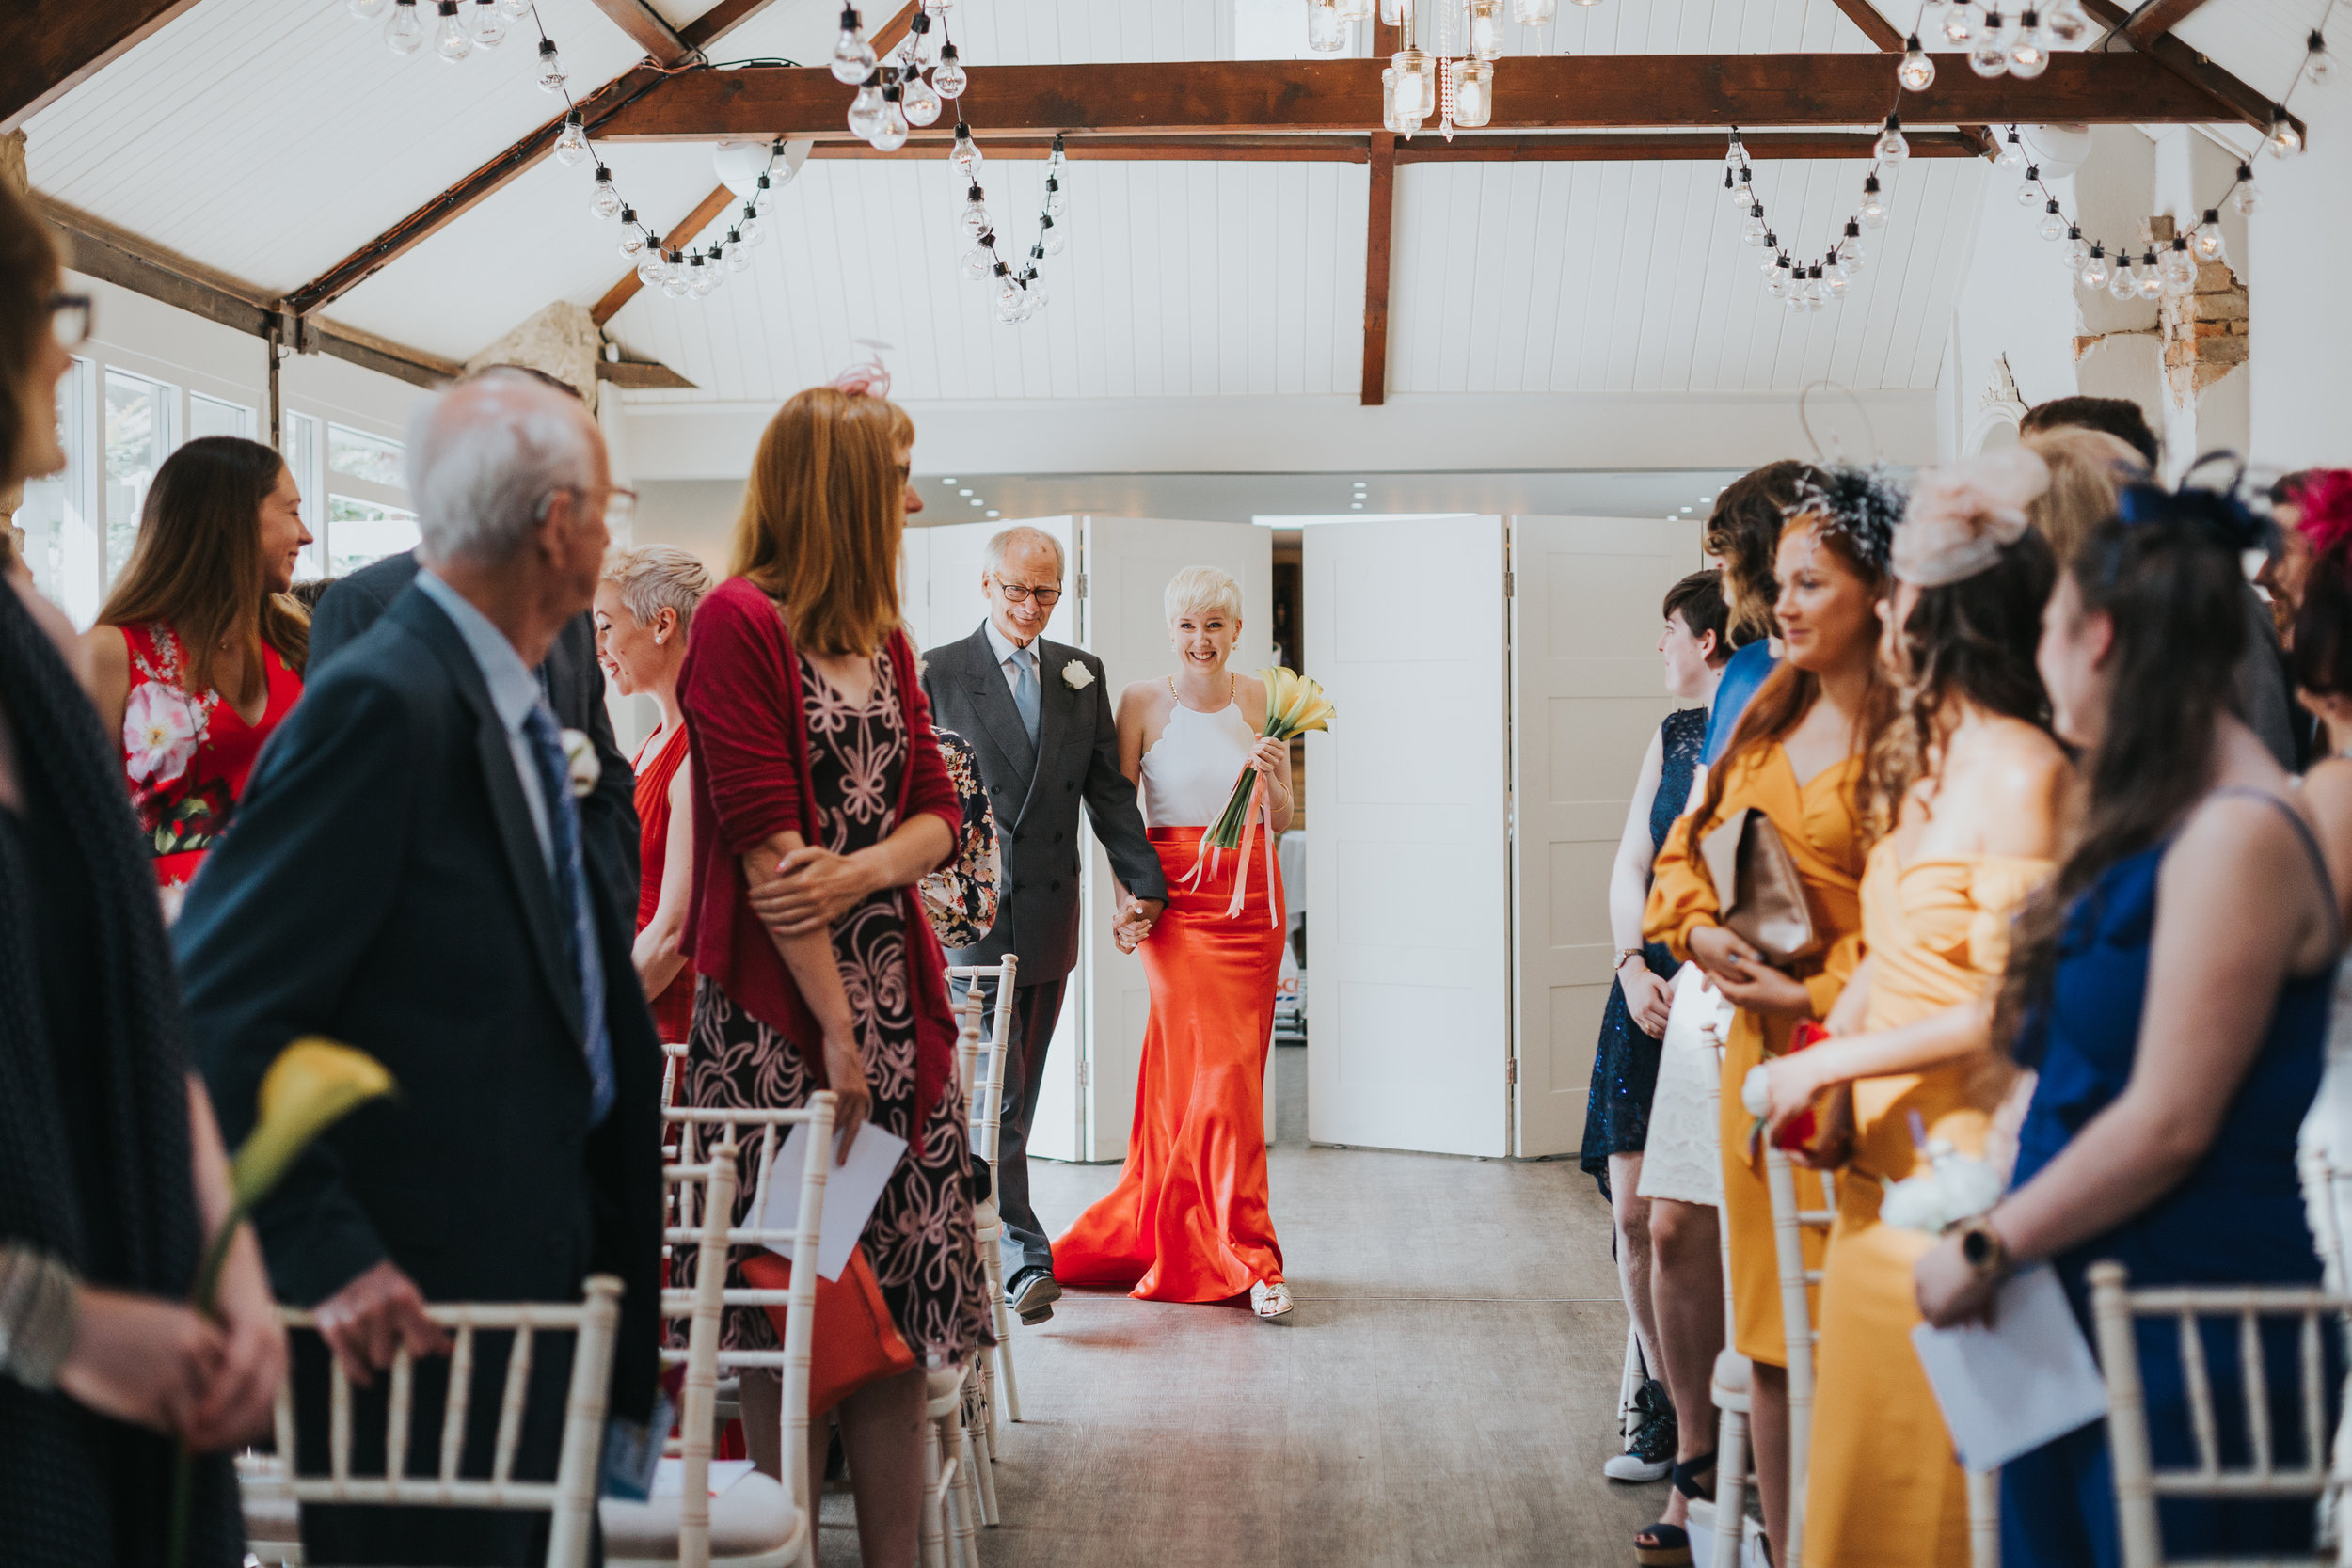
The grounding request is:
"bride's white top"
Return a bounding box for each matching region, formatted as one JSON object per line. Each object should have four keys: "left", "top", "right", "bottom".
{"left": 1140, "top": 697, "right": 1256, "bottom": 829}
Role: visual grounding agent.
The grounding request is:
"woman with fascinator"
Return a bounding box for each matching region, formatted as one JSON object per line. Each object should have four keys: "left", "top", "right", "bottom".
{"left": 1640, "top": 466, "right": 1902, "bottom": 1568}
{"left": 1916, "top": 481, "right": 2341, "bottom": 1567}
{"left": 1756, "top": 451, "right": 2069, "bottom": 1567}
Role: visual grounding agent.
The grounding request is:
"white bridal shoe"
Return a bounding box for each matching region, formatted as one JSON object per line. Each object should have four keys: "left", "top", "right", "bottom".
{"left": 1250, "top": 1280, "right": 1294, "bottom": 1321}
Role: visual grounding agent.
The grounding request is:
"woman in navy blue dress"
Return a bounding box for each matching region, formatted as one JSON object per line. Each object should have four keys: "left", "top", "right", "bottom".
{"left": 1915, "top": 483, "right": 2340, "bottom": 1566}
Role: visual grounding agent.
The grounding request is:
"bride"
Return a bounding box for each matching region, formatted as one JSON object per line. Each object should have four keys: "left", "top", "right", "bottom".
{"left": 1055, "top": 565, "right": 1296, "bottom": 1320}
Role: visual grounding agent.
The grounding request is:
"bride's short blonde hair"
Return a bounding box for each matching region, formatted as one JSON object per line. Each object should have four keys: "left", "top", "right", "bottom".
{"left": 1165, "top": 564, "right": 1242, "bottom": 625}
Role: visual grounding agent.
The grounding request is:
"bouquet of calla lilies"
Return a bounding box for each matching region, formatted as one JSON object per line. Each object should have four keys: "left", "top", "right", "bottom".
{"left": 1184, "top": 668, "right": 1334, "bottom": 925}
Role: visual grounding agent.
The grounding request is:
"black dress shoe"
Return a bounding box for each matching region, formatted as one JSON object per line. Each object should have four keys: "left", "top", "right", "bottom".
{"left": 1006, "top": 1266, "right": 1062, "bottom": 1324}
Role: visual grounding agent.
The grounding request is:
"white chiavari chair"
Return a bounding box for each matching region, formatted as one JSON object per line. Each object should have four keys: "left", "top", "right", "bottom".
{"left": 2088, "top": 1259, "right": 2352, "bottom": 1568}
{"left": 240, "top": 1275, "right": 625, "bottom": 1568}
{"left": 1762, "top": 1144, "right": 1837, "bottom": 1568}
{"left": 605, "top": 1099, "right": 835, "bottom": 1568}
{"left": 947, "top": 956, "right": 1024, "bottom": 1431}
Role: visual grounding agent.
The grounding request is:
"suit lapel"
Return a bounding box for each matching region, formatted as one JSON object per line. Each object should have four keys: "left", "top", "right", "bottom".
{"left": 959, "top": 624, "right": 1038, "bottom": 783}
{"left": 394, "top": 591, "right": 586, "bottom": 1044}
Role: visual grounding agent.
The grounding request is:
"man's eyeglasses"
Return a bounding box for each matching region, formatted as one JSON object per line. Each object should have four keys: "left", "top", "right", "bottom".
{"left": 996, "top": 582, "right": 1062, "bottom": 608}
{"left": 49, "top": 294, "right": 90, "bottom": 350}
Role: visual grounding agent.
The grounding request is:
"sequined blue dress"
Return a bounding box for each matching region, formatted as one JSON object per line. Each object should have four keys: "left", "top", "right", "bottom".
{"left": 1581, "top": 705, "right": 1707, "bottom": 1194}
{"left": 2001, "top": 791, "right": 2337, "bottom": 1567}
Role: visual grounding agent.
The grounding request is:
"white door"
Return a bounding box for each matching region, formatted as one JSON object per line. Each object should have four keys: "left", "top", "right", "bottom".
{"left": 1509, "top": 515, "right": 1703, "bottom": 1157}
{"left": 1072, "top": 517, "right": 1275, "bottom": 1161}
{"left": 1303, "top": 515, "right": 1511, "bottom": 1158}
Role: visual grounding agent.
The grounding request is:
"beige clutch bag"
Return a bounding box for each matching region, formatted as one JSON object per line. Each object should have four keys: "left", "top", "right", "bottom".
{"left": 1699, "top": 807, "right": 1820, "bottom": 967}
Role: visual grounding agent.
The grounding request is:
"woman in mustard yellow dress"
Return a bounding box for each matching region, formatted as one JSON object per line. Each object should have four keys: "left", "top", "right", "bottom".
{"left": 1645, "top": 467, "right": 1902, "bottom": 1567}
{"left": 1759, "top": 450, "right": 2072, "bottom": 1568}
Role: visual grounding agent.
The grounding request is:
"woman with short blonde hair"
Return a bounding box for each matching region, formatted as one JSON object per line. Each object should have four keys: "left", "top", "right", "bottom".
{"left": 2019, "top": 426, "right": 2143, "bottom": 566}
{"left": 677, "top": 383, "right": 979, "bottom": 1563}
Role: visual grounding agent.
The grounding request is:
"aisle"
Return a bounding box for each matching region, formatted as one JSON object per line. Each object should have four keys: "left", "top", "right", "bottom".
{"left": 818, "top": 1056, "right": 1670, "bottom": 1566}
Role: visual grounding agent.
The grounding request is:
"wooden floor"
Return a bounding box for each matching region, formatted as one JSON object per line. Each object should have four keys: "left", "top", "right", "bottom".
{"left": 818, "top": 1049, "right": 1667, "bottom": 1567}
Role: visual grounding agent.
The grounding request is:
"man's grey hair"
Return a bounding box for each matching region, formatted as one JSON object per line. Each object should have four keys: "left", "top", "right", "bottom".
{"left": 406, "top": 367, "right": 597, "bottom": 566}
{"left": 982, "top": 524, "right": 1065, "bottom": 583}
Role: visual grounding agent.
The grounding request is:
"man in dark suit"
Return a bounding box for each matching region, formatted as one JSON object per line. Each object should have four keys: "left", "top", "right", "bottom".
{"left": 177, "top": 371, "right": 662, "bottom": 1565}
{"left": 921, "top": 525, "right": 1166, "bottom": 1323}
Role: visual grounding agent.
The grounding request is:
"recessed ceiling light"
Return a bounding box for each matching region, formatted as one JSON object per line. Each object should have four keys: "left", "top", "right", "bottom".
{"left": 942, "top": 477, "right": 958, "bottom": 484}
{"left": 986, "top": 510, "right": 999, "bottom": 517}
{"left": 959, "top": 488, "right": 974, "bottom": 497}
{"left": 1350, "top": 502, "right": 1364, "bottom": 510}
{"left": 969, "top": 498, "right": 983, "bottom": 506}
{"left": 1680, "top": 506, "right": 1694, "bottom": 513}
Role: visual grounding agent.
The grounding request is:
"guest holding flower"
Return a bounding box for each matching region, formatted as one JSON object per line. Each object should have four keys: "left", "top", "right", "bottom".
{"left": 84, "top": 436, "right": 311, "bottom": 916}
{"left": 594, "top": 544, "right": 714, "bottom": 1043}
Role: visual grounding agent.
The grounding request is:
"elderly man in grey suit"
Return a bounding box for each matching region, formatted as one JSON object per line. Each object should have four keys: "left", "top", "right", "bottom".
{"left": 922, "top": 525, "right": 1165, "bottom": 1323}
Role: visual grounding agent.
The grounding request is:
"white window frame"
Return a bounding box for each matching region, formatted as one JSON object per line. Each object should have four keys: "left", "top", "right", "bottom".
{"left": 187, "top": 391, "right": 256, "bottom": 441}
{"left": 281, "top": 408, "right": 326, "bottom": 582}
{"left": 101, "top": 364, "right": 179, "bottom": 593}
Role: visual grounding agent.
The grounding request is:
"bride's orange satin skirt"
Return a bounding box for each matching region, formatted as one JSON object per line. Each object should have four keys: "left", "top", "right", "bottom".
{"left": 1055, "top": 826, "right": 1286, "bottom": 1302}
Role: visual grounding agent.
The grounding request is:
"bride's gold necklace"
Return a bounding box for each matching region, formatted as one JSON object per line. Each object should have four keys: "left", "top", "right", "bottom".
{"left": 1168, "top": 673, "right": 1234, "bottom": 711}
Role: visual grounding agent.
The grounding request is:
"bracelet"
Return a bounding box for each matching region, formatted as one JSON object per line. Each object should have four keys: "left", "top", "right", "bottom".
{"left": 1956, "top": 1215, "right": 2010, "bottom": 1282}
{"left": 0, "top": 1245, "right": 81, "bottom": 1391}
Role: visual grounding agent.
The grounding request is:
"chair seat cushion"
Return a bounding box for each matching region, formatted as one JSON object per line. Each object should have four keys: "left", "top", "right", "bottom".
{"left": 601, "top": 1470, "right": 800, "bottom": 1563}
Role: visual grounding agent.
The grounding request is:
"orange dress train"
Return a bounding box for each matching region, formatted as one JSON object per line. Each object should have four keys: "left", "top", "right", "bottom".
{"left": 1055, "top": 825, "right": 1286, "bottom": 1302}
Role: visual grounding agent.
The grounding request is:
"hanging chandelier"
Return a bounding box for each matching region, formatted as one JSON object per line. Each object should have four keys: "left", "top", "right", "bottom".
{"left": 1306, "top": 0, "right": 1600, "bottom": 138}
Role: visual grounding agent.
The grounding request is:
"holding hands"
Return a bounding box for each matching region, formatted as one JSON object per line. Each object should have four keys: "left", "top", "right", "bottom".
{"left": 1114, "top": 895, "right": 1165, "bottom": 954}
{"left": 1688, "top": 924, "right": 1815, "bottom": 1017}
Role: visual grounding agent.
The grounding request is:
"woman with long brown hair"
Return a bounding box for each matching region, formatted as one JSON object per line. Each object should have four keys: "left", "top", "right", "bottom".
{"left": 675, "top": 383, "right": 977, "bottom": 1567}
{"left": 84, "top": 435, "right": 310, "bottom": 913}
{"left": 1643, "top": 466, "right": 1901, "bottom": 1567}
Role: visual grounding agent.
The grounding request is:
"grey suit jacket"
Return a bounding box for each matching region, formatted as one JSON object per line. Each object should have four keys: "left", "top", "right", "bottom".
{"left": 921, "top": 623, "right": 1164, "bottom": 981}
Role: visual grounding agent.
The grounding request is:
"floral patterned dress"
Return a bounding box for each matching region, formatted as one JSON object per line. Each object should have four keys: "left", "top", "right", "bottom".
{"left": 683, "top": 651, "right": 990, "bottom": 1368}
{"left": 917, "top": 729, "right": 1001, "bottom": 951}
{"left": 114, "top": 622, "right": 302, "bottom": 914}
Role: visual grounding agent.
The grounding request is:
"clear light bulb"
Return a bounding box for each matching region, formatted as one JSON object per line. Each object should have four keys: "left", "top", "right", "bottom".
{"left": 1899, "top": 36, "right": 1936, "bottom": 91}
{"left": 2308, "top": 30, "right": 2334, "bottom": 88}
{"left": 465, "top": 0, "right": 505, "bottom": 46}
{"left": 553, "top": 114, "right": 589, "bottom": 166}
{"left": 995, "top": 274, "right": 1023, "bottom": 314}
{"left": 1727, "top": 167, "right": 1754, "bottom": 208}
{"left": 533, "top": 37, "right": 565, "bottom": 90}
{"left": 2107, "top": 259, "right": 2137, "bottom": 300}
{"left": 1757, "top": 234, "right": 1780, "bottom": 272}
{"left": 848, "top": 78, "right": 885, "bottom": 138}
{"left": 1825, "top": 263, "right": 1851, "bottom": 300}
{"left": 1041, "top": 216, "right": 1064, "bottom": 256}
{"left": 1969, "top": 28, "right": 2010, "bottom": 76}
{"left": 2192, "top": 212, "right": 2225, "bottom": 263}
{"left": 1996, "top": 129, "right": 2026, "bottom": 169}
{"left": 2038, "top": 204, "right": 2065, "bottom": 242}
{"left": 2233, "top": 165, "right": 2263, "bottom": 216}
{"left": 2080, "top": 245, "right": 2110, "bottom": 291}
{"left": 752, "top": 172, "right": 774, "bottom": 212}
{"left": 1860, "top": 177, "right": 1887, "bottom": 227}
{"left": 1511, "top": 0, "right": 1556, "bottom": 22}
{"left": 1470, "top": 0, "right": 1504, "bottom": 61}
{"left": 2064, "top": 229, "right": 2089, "bottom": 267}
{"left": 932, "top": 43, "right": 966, "bottom": 97}
{"left": 961, "top": 187, "right": 989, "bottom": 238}
{"left": 1451, "top": 58, "right": 1494, "bottom": 128}
{"left": 2046, "top": 0, "right": 2089, "bottom": 44}
{"left": 618, "top": 212, "right": 644, "bottom": 257}
{"left": 385, "top": 0, "right": 425, "bottom": 55}
{"left": 902, "top": 70, "right": 941, "bottom": 125}
{"left": 1837, "top": 222, "right": 1867, "bottom": 273}
{"left": 949, "top": 125, "right": 981, "bottom": 175}
{"left": 739, "top": 211, "right": 766, "bottom": 246}
{"left": 1045, "top": 177, "right": 1066, "bottom": 218}
{"left": 831, "top": 8, "right": 876, "bottom": 84}
{"left": 1943, "top": 1, "right": 1981, "bottom": 43}
{"left": 2010, "top": 10, "right": 2050, "bottom": 77}
{"left": 1307, "top": 0, "right": 1347, "bottom": 54}
{"left": 590, "top": 167, "right": 622, "bottom": 218}
{"left": 636, "top": 252, "right": 665, "bottom": 286}
{"left": 497, "top": 0, "right": 527, "bottom": 15}
{"left": 1741, "top": 206, "right": 1767, "bottom": 246}
{"left": 349, "top": 0, "right": 388, "bottom": 17}
{"left": 433, "top": 0, "right": 470, "bottom": 60}
{"left": 2137, "top": 250, "right": 2163, "bottom": 300}
{"left": 1876, "top": 115, "right": 1909, "bottom": 167}
{"left": 1810, "top": 265, "right": 1832, "bottom": 309}
{"left": 2015, "top": 166, "right": 2042, "bottom": 206}
{"left": 690, "top": 256, "right": 717, "bottom": 297}
{"left": 1766, "top": 255, "right": 1791, "bottom": 298}
{"left": 869, "top": 95, "right": 909, "bottom": 151}
{"left": 2158, "top": 239, "right": 2197, "bottom": 294}
{"left": 662, "top": 270, "right": 691, "bottom": 301}
{"left": 726, "top": 232, "right": 752, "bottom": 271}
{"left": 960, "top": 244, "right": 993, "bottom": 281}
{"left": 2270, "top": 107, "right": 2304, "bottom": 157}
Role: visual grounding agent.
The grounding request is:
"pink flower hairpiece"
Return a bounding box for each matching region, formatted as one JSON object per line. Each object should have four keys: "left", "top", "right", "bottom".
{"left": 2293, "top": 469, "right": 2352, "bottom": 561}
{"left": 1893, "top": 447, "right": 2051, "bottom": 588}
{"left": 829, "top": 360, "right": 892, "bottom": 398}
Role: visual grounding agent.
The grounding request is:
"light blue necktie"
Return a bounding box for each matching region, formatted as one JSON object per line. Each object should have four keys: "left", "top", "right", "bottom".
{"left": 1010, "top": 643, "right": 1041, "bottom": 746}
{"left": 521, "top": 703, "right": 616, "bottom": 1126}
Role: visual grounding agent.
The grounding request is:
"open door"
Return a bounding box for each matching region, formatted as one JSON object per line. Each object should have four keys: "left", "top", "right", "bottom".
{"left": 1509, "top": 515, "right": 1703, "bottom": 1157}
{"left": 1302, "top": 515, "right": 1510, "bottom": 1158}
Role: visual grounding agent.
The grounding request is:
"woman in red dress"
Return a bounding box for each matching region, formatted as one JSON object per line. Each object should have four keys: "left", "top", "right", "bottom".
{"left": 595, "top": 544, "right": 714, "bottom": 1044}
{"left": 84, "top": 436, "right": 310, "bottom": 919}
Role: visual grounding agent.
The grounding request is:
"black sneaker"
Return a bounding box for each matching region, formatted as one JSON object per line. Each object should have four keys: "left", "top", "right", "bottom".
{"left": 1604, "top": 1378, "right": 1677, "bottom": 1482}
{"left": 1006, "top": 1266, "right": 1062, "bottom": 1324}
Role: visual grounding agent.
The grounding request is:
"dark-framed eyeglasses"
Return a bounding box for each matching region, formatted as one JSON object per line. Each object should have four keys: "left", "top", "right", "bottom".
{"left": 48, "top": 293, "right": 91, "bottom": 350}
{"left": 997, "top": 582, "right": 1061, "bottom": 607}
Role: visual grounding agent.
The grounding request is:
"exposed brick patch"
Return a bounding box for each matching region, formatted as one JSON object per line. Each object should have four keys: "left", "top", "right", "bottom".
{"left": 2155, "top": 216, "right": 2248, "bottom": 404}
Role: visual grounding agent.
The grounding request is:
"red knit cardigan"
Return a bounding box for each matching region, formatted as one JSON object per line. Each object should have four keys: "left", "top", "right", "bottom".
{"left": 675, "top": 576, "right": 962, "bottom": 1136}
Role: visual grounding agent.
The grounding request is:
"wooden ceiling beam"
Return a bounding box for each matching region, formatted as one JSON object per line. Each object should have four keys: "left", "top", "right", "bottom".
{"left": 584, "top": 0, "right": 696, "bottom": 68}
{"left": 1361, "top": 131, "right": 1394, "bottom": 408}
{"left": 2122, "top": 0, "right": 2216, "bottom": 48}
{"left": 2079, "top": 0, "right": 2294, "bottom": 135}
{"left": 282, "top": 0, "right": 788, "bottom": 318}
{"left": 0, "top": 0, "right": 203, "bottom": 132}
{"left": 1825, "top": 0, "right": 1907, "bottom": 52}
{"left": 592, "top": 52, "right": 2223, "bottom": 141}
{"left": 1395, "top": 129, "right": 1984, "bottom": 162}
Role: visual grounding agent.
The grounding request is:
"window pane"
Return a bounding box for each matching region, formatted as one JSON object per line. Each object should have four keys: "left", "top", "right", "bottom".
{"left": 189, "top": 393, "right": 251, "bottom": 441}
{"left": 103, "top": 370, "right": 169, "bottom": 585}
{"left": 326, "top": 494, "right": 419, "bottom": 577}
{"left": 284, "top": 413, "right": 324, "bottom": 581}
{"left": 19, "top": 358, "right": 98, "bottom": 626}
{"left": 327, "top": 423, "right": 404, "bottom": 486}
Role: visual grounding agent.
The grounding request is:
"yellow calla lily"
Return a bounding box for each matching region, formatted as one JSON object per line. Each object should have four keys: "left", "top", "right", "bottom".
{"left": 229, "top": 1037, "right": 396, "bottom": 1210}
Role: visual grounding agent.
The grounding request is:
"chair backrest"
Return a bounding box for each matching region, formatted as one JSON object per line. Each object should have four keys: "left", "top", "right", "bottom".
{"left": 262, "top": 1275, "right": 625, "bottom": 1568}
{"left": 2087, "top": 1259, "right": 2352, "bottom": 1568}
{"left": 946, "top": 958, "right": 1019, "bottom": 1166}
{"left": 659, "top": 1137, "right": 739, "bottom": 1568}
{"left": 2303, "top": 1148, "right": 2350, "bottom": 1297}
{"left": 1764, "top": 1142, "right": 1838, "bottom": 1568}
{"left": 662, "top": 1095, "right": 836, "bottom": 1546}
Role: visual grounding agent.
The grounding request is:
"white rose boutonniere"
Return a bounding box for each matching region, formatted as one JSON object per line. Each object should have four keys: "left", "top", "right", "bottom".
{"left": 1062, "top": 660, "right": 1095, "bottom": 691}
{"left": 559, "top": 727, "right": 601, "bottom": 798}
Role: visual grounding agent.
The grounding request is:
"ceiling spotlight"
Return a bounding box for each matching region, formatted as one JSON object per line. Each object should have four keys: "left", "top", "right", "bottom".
{"left": 941, "top": 476, "right": 958, "bottom": 483}
{"left": 958, "top": 488, "right": 974, "bottom": 496}
{"left": 1680, "top": 505, "right": 1694, "bottom": 513}
{"left": 969, "top": 498, "right": 983, "bottom": 506}
{"left": 986, "top": 510, "right": 1000, "bottom": 517}
{"left": 1350, "top": 502, "right": 1364, "bottom": 509}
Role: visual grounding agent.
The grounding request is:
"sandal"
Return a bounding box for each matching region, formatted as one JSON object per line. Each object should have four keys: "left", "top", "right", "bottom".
{"left": 1630, "top": 1450, "right": 1717, "bottom": 1567}
{"left": 1249, "top": 1280, "right": 1294, "bottom": 1320}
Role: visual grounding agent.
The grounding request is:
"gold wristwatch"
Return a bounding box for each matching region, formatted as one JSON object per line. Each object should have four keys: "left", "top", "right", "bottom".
{"left": 1957, "top": 1215, "right": 2010, "bottom": 1281}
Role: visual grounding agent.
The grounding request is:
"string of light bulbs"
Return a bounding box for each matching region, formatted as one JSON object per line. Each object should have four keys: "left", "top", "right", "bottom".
{"left": 1717, "top": 111, "right": 1907, "bottom": 316}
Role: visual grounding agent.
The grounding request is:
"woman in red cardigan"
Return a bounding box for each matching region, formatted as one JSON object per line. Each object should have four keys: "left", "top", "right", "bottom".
{"left": 675, "top": 384, "right": 977, "bottom": 1565}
